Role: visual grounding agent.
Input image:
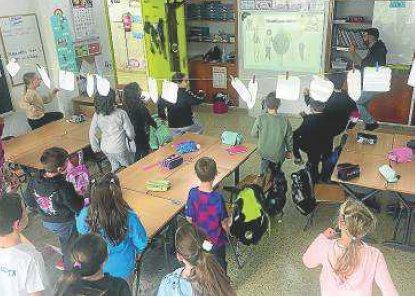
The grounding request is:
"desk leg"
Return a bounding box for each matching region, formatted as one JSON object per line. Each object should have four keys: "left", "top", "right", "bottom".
{"left": 234, "top": 166, "right": 240, "bottom": 186}
{"left": 384, "top": 192, "right": 414, "bottom": 252}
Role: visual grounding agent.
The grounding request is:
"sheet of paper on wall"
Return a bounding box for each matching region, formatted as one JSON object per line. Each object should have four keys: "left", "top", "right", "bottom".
{"left": 86, "top": 74, "right": 95, "bottom": 97}
{"left": 231, "top": 77, "right": 251, "bottom": 105}
{"left": 96, "top": 75, "right": 111, "bottom": 96}
{"left": 36, "top": 65, "right": 51, "bottom": 89}
{"left": 362, "top": 67, "right": 392, "bottom": 92}
{"left": 59, "top": 70, "right": 75, "bottom": 91}
{"left": 161, "top": 80, "right": 178, "bottom": 104}
{"left": 6, "top": 58, "right": 20, "bottom": 77}
{"left": 408, "top": 60, "right": 415, "bottom": 87}
{"left": 347, "top": 69, "right": 362, "bottom": 101}
{"left": 247, "top": 78, "right": 258, "bottom": 109}
{"left": 212, "top": 66, "right": 227, "bottom": 89}
{"left": 309, "top": 75, "right": 334, "bottom": 102}
{"left": 148, "top": 77, "right": 159, "bottom": 103}
{"left": 275, "top": 75, "right": 301, "bottom": 101}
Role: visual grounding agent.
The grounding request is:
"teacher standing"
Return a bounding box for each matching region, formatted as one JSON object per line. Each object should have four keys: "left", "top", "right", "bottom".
{"left": 349, "top": 27, "right": 388, "bottom": 131}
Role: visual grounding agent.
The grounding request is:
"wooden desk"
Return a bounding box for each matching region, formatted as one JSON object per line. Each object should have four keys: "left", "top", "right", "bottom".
{"left": 344, "top": 130, "right": 394, "bottom": 157}
{"left": 122, "top": 190, "right": 183, "bottom": 239}
{"left": 3, "top": 119, "right": 91, "bottom": 168}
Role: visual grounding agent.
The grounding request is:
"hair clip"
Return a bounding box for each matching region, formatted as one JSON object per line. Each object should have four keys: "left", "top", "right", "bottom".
{"left": 73, "top": 261, "right": 82, "bottom": 269}
{"left": 110, "top": 178, "right": 115, "bottom": 184}
{"left": 202, "top": 240, "right": 213, "bottom": 252}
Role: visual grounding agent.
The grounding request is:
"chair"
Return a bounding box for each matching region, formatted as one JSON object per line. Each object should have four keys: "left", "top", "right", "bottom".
{"left": 303, "top": 183, "right": 346, "bottom": 231}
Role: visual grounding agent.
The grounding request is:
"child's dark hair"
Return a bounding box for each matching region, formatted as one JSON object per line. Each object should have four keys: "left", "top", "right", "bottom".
{"left": 265, "top": 92, "right": 281, "bottom": 110}
{"left": 55, "top": 233, "right": 108, "bottom": 296}
{"left": 172, "top": 72, "right": 186, "bottom": 84}
{"left": 40, "top": 147, "right": 69, "bottom": 173}
{"left": 122, "top": 82, "right": 143, "bottom": 112}
{"left": 194, "top": 157, "right": 217, "bottom": 182}
{"left": 0, "top": 193, "right": 23, "bottom": 236}
{"left": 94, "top": 88, "right": 116, "bottom": 116}
{"left": 87, "top": 173, "right": 131, "bottom": 245}
{"left": 175, "top": 222, "right": 235, "bottom": 295}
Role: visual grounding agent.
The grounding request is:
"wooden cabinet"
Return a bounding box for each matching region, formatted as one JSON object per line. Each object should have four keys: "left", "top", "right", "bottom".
{"left": 189, "top": 59, "right": 238, "bottom": 105}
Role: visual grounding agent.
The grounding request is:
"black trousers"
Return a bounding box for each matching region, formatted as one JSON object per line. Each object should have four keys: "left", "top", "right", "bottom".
{"left": 28, "top": 112, "right": 63, "bottom": 130}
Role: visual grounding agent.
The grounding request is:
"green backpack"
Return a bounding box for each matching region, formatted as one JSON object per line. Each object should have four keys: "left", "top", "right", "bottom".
{"left": 149, "top": 114, "right": 172, "bottom": 150}
{"left": 221, "top": 131, "right": 244, "bottom": 146}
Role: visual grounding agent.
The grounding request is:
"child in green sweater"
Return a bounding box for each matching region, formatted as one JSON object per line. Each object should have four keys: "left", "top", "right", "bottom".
{"left": 251, "top": 92, "right": 293, "bottom": 175}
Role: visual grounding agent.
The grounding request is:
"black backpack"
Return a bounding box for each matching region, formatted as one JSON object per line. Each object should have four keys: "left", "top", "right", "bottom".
{"left": 230, "top": 184, "right": 269, "bottom": 246}
{"left": 262, "top": 164, "right": 287, "bottom": 216}
{"left": 291, "top": 166, "right": 316, "bottom": 215}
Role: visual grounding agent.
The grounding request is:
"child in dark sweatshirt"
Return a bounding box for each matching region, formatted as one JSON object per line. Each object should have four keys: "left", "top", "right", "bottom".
{"left": 24, "top": 147, "right": 83, "bottom": 271}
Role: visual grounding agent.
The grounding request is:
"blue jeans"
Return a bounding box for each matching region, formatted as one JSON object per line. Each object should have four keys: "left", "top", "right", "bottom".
{"left": 43, "top": 220, "right": 76, "bottom": 270}
{"left": 213, "top": 244, "right": 227, "bottom": 272}
{"left": 356, "top": 91, "right": 380, "bottom": 124}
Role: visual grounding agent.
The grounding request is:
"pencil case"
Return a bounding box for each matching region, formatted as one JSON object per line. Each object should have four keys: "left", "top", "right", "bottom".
{"left": 146, "top": 179, "right": 171, "bottom": 192}
{"left": 356, "top": 133, "right": 378, "bottom": 145}
{"left": 161, "top": 154, "right": 184, "bottom": 170}
{"left": 174, "top": 141, "right": 200, "bottom": 154}
{"left": 337, "top": 163, "right": 360, "bottom": 181}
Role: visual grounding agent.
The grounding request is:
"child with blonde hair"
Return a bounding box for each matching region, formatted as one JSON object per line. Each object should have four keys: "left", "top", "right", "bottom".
{"left": 303, "top": 198, "right": 397, "bottom": 296}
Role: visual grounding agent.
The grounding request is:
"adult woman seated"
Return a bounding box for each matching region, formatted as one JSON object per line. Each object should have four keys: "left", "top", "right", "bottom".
{"left": 158, "top": 72, "right": 206, "bottom": 137}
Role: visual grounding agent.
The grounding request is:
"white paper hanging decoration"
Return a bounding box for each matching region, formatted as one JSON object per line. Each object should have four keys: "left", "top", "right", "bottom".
{"left": 36, "top": 65, "right": 51, "bottom": 89}
{"left": 59, "top": 70, "right": 75, "bottom": 91}
{"left": 347, "top": 69, "right": 362, "bottom": 101}
{"left": 275, "top": 75, "right": 301, "bottom": 101}
{"left": 6, "top": 58, "right": 20, "bottom": 77}
{"left": 161, "top": 80, "right": 178, "bottom": 104}
{"left": 231, "top": 76, "right": 251, "bottom": 105}
{"left": 309, "top": 75, "right": 334, "bottom": 102}
{"left": 362, "top": 66, "right": 392, "bottom": 92}
{"left": 148, "top": 77, "right": 159, "bottom": 103}
{"left": 141, "top": 91, "right": 151, "bottom": 102}
{"left": 86, "top": 74, "right": 95, "bottom": 97}
{"left": 247, "top": 77, "right": 258, "bottom": 109}
{"left": 408, "top": 60, "right": 415, "bottom": 87}
{"left": 96, "top": 75, "right": 111, "bottom": 96}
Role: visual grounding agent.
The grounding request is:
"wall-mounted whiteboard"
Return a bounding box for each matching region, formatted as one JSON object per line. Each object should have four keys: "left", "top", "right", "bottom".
{"left": 372, "top": 1, "right": 415, "bottom": 65}
{"left": 0, "top": 14, "right": 47, "bottom": 85}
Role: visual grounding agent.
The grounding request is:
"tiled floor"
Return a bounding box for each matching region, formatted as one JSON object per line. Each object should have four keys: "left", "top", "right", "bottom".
{"left": 23, "top": 108, "right": 415, "bottom": 295}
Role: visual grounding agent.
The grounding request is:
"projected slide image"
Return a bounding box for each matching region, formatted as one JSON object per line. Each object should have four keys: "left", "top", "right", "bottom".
{"left": 243, "top": 11, "right": 325, "bottom": 73}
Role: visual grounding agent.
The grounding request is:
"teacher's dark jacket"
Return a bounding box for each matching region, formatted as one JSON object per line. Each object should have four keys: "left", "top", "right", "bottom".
{"left": 362, "top": 40, "right": 388, "bottom": 67}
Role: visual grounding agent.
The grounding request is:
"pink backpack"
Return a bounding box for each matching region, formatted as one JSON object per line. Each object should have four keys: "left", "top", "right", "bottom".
{"left": 66, "top": 152, "right": 90, "bottom": 196}
{"left": 387, "top": 147, "right": 414, "bottom": 163}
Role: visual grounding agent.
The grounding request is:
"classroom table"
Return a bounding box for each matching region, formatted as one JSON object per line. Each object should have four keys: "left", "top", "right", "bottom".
{"left": 118, "top": 132, "right": 257, "bottom": 205}
{"left": 122, "top": 189, "right": 183, "bottom": 239}
{"left": 3, "top": 119, "right": 91, "bottom": 169}
{"left": 332, "top": 129, "right": 415, "bottom": 250}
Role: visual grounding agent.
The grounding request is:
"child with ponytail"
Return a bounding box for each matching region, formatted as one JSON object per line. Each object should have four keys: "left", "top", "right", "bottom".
{"left": 55, "top": 233, "right": 131, "bottom": 296}
{"left": 303, "top": 198, "right": 398, "bottom": 296}
{"left": 158, "top": 222, "right": 235, "bottom": 296}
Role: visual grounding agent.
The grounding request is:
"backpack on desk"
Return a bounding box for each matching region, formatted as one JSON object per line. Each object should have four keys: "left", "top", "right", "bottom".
{"left": 221, "top": 131, "right": 244, "bottom": 146}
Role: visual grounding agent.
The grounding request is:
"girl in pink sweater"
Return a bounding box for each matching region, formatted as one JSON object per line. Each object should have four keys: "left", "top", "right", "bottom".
{"left": 303, "top": 199, "right": 398, "bottom": 296}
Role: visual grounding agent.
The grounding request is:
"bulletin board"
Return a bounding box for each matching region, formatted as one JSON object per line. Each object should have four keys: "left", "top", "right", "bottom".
{"left": 0, "top": 14, "right": 47, "bottom": 85}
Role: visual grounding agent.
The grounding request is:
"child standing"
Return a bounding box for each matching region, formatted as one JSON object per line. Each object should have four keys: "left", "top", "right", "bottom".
{"left": 303, "top": 199, "right": 398, "bottom": 296}
{"left": 251, "top": 92, "right": 293, "bottom": 175}
{"left": 20, "top": 72, "right": 63, "bottom": 130}
{"left": 76, "top": 173, "right": 148, "bottom": 280}
{"left": 0, "top": 193, "right": 48, "bottom": 296}
{"left": 55, "top": 233, "right": 131, "bottom": 296}
{"left": 24, "top": 147, "right": 83, "bottom": 271}
{"left": 158, "top": 222, "right": 235, "bottom": 296}
{"left": 122, "top": 82, "right": 157, "bottom": 161}
{"left": 89, "top": 89, "right": 135, "bottom": 172}
{"left": 185, "top": 157, "right": 230, "bottom": 271}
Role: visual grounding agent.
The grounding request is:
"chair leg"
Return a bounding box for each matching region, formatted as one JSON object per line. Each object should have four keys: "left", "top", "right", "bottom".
{"left": 227, "top": 235, "right": 243, "bottom": 269}
{"left": 392, "top": 205, "right": 404, "bottom": 242}
{"left": 405, "top": 208, "right": 414, "bottom": 245}
{"left": 303, "top": 206, "right": 318, "bottom": 231}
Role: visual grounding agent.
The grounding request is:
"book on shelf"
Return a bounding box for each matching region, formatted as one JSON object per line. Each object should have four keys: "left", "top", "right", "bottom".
{"left": 335, "top": 28, "right": 366, "bottom": 50}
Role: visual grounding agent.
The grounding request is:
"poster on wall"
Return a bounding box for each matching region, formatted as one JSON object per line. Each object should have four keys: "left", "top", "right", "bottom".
{"left": 107, "top": 0, "right": 147, "bottom": 85}
{"left": 50, "top": 9, "right": 77, "bottom": 72}
{"left": 71, "top": 0, "right": 101, "bottom": 58}
{"left": 0, "top": 14, "right": 47, "bottom": 85}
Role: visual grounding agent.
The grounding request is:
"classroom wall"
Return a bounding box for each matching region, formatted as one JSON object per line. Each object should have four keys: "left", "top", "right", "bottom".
{"left": 0, "top": 0, "right": 115, "bottom": 134}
